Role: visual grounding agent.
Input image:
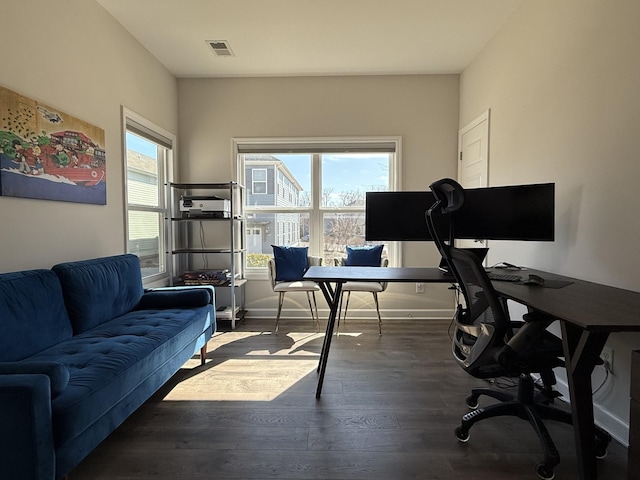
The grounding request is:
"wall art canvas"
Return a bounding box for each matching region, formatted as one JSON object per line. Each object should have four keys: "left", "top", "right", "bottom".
{"left": 0, "top": 85, "right": 106, "bottom": 205}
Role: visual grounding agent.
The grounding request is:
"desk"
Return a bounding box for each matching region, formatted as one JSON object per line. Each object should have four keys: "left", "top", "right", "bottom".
{"left": 304, "top": 266, "right": 452, "bottom": 400}
{"left": 304, "top": 265, "right": 640, "bottom": 480}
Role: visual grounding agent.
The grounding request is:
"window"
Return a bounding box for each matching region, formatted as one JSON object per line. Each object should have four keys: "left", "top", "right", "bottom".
{"left": 235, "top": 138, "right": 400, "bottom": 276}
{"left": 251, "top": 168, "right": 267, "bottom": 194}
{"left": 123, "top": 109, "right": 175, "bottom": 282}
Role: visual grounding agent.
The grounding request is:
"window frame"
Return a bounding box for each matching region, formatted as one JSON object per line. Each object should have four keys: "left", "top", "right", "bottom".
{"left": 232, "top": 136, "right": 402, "bottom": 279}
{"left": 122, "top": 107, "right": 175, "bottom": 286}
{"left": 251, "top": 167, "right": 268, "bottom": 194}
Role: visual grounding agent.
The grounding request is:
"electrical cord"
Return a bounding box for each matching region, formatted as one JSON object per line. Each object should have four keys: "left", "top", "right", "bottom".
{"left": 199, "top": 221, "right": 208, "bottom": 269}
{"left": 592, "top": 364, "right": 610, "bottom": 395}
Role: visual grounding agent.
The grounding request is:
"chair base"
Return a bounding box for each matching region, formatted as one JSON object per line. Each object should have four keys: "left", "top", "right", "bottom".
{"left": 337, "top": 291, "right": 382, "bottom": 335}
{"left": 274, "top": 290, "right": 319, "bottom": 334}
{"left": 455, "top": 374, "right": 611, "bottom": 480}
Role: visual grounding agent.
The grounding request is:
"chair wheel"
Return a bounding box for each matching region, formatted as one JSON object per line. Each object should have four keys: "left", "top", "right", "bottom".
{"left": 595, "top": 431, "right": 611, "bottom": 459}
{"left": 595, "top": 443, "right": 608, "bottom": 459}
{"left": 465, "top": 394, "right": 479, "bottom": 409}
{"left": 536, "top": 463, "right": 555, "bottom": 480}
{"left": 454, "top": 426, "right": 470, "bottom": 443}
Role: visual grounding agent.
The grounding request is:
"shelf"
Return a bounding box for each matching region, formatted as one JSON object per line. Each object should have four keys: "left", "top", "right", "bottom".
{"left": 172, "top": 248, "right": 245, "bottom": 254}
{"left": 217, "top": 309, "right": 246, "bottom": 322}
{"left": 168, "top": 181, "right": 245, "bottom": 330}
{"left": 180, "top": 278, "right": 247, "bottom": 288}
{"left": 170, "top": 181, "right": 244, "bottom": 189}
{"left": 170, "top": 216, "right": 243, "bottom": 222}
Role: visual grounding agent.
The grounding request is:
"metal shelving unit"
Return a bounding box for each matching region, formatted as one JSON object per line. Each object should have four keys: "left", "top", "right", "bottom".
{"left": 168, "top": 182, "right": 246, "bottom": 329}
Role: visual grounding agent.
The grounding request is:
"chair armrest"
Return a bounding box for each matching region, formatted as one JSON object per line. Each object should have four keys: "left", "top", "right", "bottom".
{"left": 495, "top": 314, "right": 556, "bottom": 367}
{"left": 0, "top": 374, "right": 55, "bottom": 480}
{"left": 139, "top": 286, "right": 215, "bottom": 309}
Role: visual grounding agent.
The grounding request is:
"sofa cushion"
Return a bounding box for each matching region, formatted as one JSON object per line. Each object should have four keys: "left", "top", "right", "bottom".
{"left": 52, "top": 254, "right": 144, "bottom": 334}
{"left": 0, "top": 269, "right": 73, "bottom": 361}
{"left": 28, "top": 304, "right": 213, "bottom": 446}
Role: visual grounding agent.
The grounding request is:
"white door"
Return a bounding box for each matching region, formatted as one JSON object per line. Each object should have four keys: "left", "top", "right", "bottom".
{"left": 457, "top": 110, "right": 489, "bottom": 248}
{"left": 246, "top": 227, "right": 262, "bottom": 253}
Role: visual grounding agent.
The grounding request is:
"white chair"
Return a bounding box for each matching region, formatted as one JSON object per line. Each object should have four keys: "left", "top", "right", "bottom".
{"left": 333, "top": 257, "right": 389, "bottom": 335}
{"left": 268, "top": 256, "right": 323, "bottom": 333}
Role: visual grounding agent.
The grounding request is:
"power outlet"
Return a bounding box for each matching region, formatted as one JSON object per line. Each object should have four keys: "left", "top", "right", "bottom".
{"left": 416, "top": 282, "right": 425, "bottom": 294}
{"left": 601, "top": 346, "right": 614, "bottom": 374}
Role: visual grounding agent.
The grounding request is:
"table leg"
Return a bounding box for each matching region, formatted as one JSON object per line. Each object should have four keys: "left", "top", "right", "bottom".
{"left": 560, "top": 322, "right": 609, "bottom": 480}
{"left": 317, "top": 282, "right": 336, "bottom": 370}
{"left": 316, "top": 281, "right": 342, "bottom": 398}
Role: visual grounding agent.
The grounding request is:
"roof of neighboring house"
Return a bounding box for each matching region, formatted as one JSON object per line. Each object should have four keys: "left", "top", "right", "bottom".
{"left": 245, "top": 154, "right": 303, "bottom": 191}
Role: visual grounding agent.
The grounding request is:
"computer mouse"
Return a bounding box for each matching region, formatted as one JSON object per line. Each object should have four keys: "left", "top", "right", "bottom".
{"left": 523, "top": 274, "right": 545, "bottom": 286}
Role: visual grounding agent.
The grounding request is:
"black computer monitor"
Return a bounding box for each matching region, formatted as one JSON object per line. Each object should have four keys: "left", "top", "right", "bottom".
{"left": 365, "top": 191, "right": 436, "bottom": 241}
{"left": 364, "top": 183, "right": 555, "bottom": 242}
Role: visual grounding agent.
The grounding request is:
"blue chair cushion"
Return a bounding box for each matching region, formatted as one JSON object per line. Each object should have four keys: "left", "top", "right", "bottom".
{"left": 272, "top": 245, "right": 308, "bottom": 281}
{"left": 346, "top": 245, "right": 384, "bottom": 266}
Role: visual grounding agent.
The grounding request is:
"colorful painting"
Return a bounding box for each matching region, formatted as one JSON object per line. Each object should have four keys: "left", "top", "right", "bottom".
{"left": 0, "top": 85, "right": 106, "bottom": 205}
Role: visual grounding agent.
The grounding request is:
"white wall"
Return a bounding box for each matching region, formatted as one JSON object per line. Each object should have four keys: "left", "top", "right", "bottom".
{"left": 460, "top": 0, "right": 640, "bottom": 443}
{"left": 177, "top": 75, "right": 460, "bottom": 317}
{"left": 0, "top": 0, "right": 178, "bottom": 272}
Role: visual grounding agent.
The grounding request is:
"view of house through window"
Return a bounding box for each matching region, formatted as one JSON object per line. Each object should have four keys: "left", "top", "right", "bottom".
{"left": 124, "top": 118, "right": 172, "bottom": 281}
{"left": 239, "top": 144, "right": 397, "bottom": 270}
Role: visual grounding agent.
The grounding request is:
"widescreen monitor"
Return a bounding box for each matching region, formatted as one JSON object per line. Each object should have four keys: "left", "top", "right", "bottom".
{"left": 365, "top": 191, "right": 436, "bottom": 241}
{"left": 365, "top": 182, "right": 555, "bottom": 242}
{"left": 455, "top": 183, "right": 555, "bottom": 241}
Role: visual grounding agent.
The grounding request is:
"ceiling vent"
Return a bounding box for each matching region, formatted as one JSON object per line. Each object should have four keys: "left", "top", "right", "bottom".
{"left": 206, "top": 40, "right": 235, "bottom": 57}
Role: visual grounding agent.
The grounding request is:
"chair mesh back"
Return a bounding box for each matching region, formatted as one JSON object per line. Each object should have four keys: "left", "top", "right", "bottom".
{"left": 426, "top": 178, "right": 511, "bottom": 378}
{"left": 448, "top": 247, "right": 510, "bottom": 377}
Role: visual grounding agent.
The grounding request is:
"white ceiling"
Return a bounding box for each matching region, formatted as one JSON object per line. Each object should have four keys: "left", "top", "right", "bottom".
{"left": 97, "top": 0, "right": 522, "bottom": 78}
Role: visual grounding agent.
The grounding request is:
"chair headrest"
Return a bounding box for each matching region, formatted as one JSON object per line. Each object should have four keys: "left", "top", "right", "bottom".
{"left": 429, "top": 178, "right": 465, "bottom": 214}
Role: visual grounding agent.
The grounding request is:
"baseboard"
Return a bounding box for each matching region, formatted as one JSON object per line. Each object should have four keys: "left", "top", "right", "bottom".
{"left": 243, "top": 307, "right": 454, "bottom": 321}
{"left": 553, "top": 376, "right": 629, "bottom": 446}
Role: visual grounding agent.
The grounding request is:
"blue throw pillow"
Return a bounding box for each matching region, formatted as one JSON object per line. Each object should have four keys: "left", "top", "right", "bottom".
{"left": 272, "top": 245, "right": 308, "bottom": 281}
{"left": 345, "top": 245, "right": 384, "bottom": 267}
{"left": 135, "top": 289, "right": 211, "bottom": 310}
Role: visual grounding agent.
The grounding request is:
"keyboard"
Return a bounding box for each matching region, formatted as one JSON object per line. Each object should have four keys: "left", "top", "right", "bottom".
{"left": 487, "top": 272, "right": 522, "bottom": 282}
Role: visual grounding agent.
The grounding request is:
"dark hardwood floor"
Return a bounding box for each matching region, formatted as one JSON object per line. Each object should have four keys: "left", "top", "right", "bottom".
{"left": 70, "top": 318, "right": 628, "bottom": 479}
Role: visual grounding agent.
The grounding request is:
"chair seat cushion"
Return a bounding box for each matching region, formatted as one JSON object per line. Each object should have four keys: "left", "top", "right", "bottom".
{"left": 274, "top": 280, "right": 320, "bottom": 292}
{"left": 342, "top": 281, "right": 384, "bottom": 292}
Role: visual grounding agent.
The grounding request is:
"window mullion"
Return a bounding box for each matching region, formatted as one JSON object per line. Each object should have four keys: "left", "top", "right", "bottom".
{"left": 310, "top": 153, "right": 322, "bottom": 257}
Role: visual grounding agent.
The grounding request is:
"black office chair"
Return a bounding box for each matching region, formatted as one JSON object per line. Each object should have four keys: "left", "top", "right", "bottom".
{"left": 425, "top": 178, "right": 611, "bottom": 480}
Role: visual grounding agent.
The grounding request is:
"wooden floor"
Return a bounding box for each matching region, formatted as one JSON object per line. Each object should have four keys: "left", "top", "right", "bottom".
{"left": 70, "top": 318, "right": 628, "bottom": 480}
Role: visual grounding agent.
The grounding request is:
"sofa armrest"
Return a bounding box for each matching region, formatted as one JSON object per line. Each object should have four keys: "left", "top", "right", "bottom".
{"left": 137, "top": 285, "right": 215, "bottom": 310}
{"left": 0, "top": 361, "right": 69, "bottom": 398}
{"left": 0, "top": 374, "right": 55, "bottom": 480}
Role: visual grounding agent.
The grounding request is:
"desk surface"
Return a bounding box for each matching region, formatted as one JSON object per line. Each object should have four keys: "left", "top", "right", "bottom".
{"left": 305, "top": 265, "right": 640, "bottom": 332}
{"left": 493, "top": 268, "right": 640, "bottom": 332}
{"left": 304, "top": 266, "right": 452, "bottom": 283}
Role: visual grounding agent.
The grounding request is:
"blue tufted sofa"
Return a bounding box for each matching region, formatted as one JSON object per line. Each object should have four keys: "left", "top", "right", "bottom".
{"left": 0, "top": 254, "right": 215, "bottom": 480}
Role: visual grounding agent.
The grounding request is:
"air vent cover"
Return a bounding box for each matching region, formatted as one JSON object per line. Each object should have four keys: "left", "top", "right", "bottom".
{"left": 206, "top": 40, "right": 235, "bottom": 57}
